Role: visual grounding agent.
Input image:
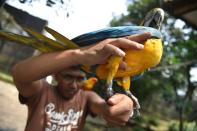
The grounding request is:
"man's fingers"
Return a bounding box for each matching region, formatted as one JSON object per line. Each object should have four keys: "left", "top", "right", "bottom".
{"left": 109, "top": 100, "right": 132, "bottom": 116}
{"left": 110, "top": 37, "right": 144, "bottom": 50}
{"left": 107, "top": 93, "right": 124, "bottom": 106}
{"left": 109, "top": 32, "right": 151, "bottom": 50}
{"left": 102, "top": 44, "right": 125, "bottom": 57}
{"left": 103, "top": 94, "right": 133, "bottom": 126}
{"left": 107, "top": 94, "right": 133, "bottom": 116}
{"left": 126, "top": 32, "right": 151, "bottom": 43}
{"left": 99, "top": 32, "right": 151, "bottom": 58}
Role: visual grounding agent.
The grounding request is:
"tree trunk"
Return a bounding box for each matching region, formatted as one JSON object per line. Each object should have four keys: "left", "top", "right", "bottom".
{"left": 179, "top": 106, "right": 183, "bottom": 131}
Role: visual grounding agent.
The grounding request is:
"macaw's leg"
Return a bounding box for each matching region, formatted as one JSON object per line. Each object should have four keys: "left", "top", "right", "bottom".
{"left": 118, "top": 76, "right": 141, "bottom": 117}
{"left": 106, "top": 56, "right": 122, "bottom": 98}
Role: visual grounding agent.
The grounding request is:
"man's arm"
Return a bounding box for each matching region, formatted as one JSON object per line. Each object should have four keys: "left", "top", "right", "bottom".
{"left": 12, "top": 32, "right": 150, "bottom": 98}
{"left": 85, "top": 91, "right": 133, "bottom": 126}
{"left": 12, "top": 50, "right": 82, "bottom": 98}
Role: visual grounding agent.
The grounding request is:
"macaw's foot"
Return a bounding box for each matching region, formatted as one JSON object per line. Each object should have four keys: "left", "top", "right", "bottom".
{"left": 105, "top": 81, "right": 114, "bottom": 100}
{"left": 125, "top": 91, "right": 141, "bottom": 118}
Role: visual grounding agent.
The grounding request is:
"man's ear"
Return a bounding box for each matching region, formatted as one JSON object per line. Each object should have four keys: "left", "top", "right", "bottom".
{"left": 53, "top": 74, "right": 58, "bottom": 80}
{"left": 51, "top": 74, "right": 59, "bottom": 86}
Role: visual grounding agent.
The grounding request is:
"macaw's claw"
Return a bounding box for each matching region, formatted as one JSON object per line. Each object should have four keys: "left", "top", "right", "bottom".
{"left": 105, "top": 81, "right": 114, "bottom": 100}
{"left": 126, "top": 91, "right": 141, "bottom": 117}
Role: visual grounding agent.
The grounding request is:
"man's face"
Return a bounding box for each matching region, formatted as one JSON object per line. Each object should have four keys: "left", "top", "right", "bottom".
{"left": 55, "top": 68, "right": 86, "bottom": 99}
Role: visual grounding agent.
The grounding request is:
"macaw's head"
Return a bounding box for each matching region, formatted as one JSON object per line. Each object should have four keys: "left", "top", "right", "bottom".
{"left": 54, "top": 66, "right": 86, "bottom": 99}
{"left": 141, "top": 8, "right": 165, "bottom": 30}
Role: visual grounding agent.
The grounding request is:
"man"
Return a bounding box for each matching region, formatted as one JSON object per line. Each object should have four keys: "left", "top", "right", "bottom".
{"left": 12, "top": 32, "right": 151, "bottom": 131}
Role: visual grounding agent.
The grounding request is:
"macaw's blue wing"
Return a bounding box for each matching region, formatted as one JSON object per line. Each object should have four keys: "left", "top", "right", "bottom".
{"left": 72, "top": 26, "right": 162, "bottom": 46}
{"left": 72, "top": 26, "right": 161, "bottom": 80}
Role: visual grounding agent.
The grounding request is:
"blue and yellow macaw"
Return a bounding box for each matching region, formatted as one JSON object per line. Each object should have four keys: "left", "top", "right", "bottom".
{"left": 0, "top": 8, "right": 164, "bottom": 115}
{"left": 72, "top": 8, "right": 165, "bottom": 113}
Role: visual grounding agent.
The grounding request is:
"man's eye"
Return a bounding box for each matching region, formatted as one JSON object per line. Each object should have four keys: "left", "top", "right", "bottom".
{"left": 64, "top": 76, "right": 70, "bottom": 79}
{"left": 77, "top": 77, "right": 85, "bottom": 82}
{"left": 61, "top": 74, "right": 72, "bottom": 79}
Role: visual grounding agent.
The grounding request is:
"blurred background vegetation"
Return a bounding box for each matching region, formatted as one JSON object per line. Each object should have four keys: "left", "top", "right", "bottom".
{"left": 0, "top": 0, "right": 197, "bottom": 131}
{"left": 109, "top": 0, "right": 197, "bottom": 131}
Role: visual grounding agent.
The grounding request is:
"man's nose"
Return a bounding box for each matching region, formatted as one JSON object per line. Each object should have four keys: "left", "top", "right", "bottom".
{"left": 69, "top": 79, "right": 78, "bottom": 89}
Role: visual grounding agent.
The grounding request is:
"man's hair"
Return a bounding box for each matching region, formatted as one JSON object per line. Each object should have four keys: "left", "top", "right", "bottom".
{"left": 69, "top": 65, "right": 82, "bottom": 70}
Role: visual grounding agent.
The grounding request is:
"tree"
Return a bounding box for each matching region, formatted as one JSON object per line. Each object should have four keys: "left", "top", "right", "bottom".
{"left": 110, "top": 0, "right": 197, "bottom": 130}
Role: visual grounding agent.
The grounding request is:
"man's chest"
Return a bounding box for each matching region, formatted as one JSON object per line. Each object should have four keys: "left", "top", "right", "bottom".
{"left": 44, "top": 102, "right": 85, "bottom": 131}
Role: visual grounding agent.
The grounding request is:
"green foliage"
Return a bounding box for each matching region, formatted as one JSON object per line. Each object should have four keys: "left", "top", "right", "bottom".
{"left": 169, "top": 122, "right": 197, "bottom": 131}
{"left": 111, "top": 0, "right": 161, "bottom": 26}
{"left": 110, "top": 0, "right": 197, "bottom": 130}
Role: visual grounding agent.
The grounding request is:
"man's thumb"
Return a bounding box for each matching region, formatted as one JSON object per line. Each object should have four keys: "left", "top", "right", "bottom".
{"left": 107, "top": 94, "right": 123, "bottom": 106}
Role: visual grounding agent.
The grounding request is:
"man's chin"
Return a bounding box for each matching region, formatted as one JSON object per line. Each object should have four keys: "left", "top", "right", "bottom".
{"left": 62, "top": 90, "right": 78, "bottom": 99}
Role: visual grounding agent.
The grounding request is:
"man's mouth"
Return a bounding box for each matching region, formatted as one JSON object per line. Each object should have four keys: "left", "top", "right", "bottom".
{"left": 65, "top": 89, "right": 78, "bottom": 95}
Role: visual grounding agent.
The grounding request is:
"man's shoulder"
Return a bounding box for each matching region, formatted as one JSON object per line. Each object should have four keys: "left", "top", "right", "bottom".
{"left": 76, "top": 89, "right": 93, "bottom": 101}
{"left": 19, "top": 81, "right": 52, "bottom": 105}
{"left": 82, "top": 90, "right": 100, "bottom": 100}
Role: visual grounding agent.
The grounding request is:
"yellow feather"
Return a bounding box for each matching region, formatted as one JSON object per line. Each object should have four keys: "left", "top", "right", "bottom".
{"left": 83, "top": 77, "right": 98, "bottom": 90}
{"left": 0, "top": 31, "right": 53, "bottom": 52}
{"left": 24, "top": 27, "right": 66, "bottom": 50}
{"left": 45, "top": 27, "right": 79, "bottom": 49}
{"left": 96, "top": 38, "right": 163, "bottom": 79}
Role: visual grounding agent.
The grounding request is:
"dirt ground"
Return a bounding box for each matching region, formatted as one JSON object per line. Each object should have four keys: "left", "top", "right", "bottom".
{"left": 0, "top": 81, "right": 27, "bottom": 131}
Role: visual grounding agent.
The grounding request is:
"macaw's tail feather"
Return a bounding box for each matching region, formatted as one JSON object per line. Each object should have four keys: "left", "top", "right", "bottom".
{"left": 23, "top": 27, "right": 66, "bottom": 51}
{"left": 0, "top": 31, "right": 35, "bottom": 45}
{"left": 0, "top": 31, "right": 58, "bottom": 52}
{"left": 45, "top": 27, "right": 79, "bottom": 49}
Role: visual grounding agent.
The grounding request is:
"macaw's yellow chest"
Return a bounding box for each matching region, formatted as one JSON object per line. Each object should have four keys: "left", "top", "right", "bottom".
{"left": 96, "top": 38, "right": 163, "bottom": 79}
{"left": 118, "top": 38, "right": 163, "bottom": 77}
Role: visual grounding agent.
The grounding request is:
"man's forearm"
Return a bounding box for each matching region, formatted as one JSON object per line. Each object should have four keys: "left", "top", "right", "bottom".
{"left": 12, "top": 49, "right": 83, "bottom": 84}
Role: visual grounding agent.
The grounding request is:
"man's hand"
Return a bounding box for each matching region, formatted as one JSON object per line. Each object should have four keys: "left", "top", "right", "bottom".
{"left": 102, "top": 93, "right": 133, "bottom": 126}
{"left": 79, "top": 32, "right": 151, "bottom": 67}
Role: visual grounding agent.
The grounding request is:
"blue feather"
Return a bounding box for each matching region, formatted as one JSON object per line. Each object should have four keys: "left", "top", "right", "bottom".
{"left": 73, "top": 26, "right": 161, "bottom": 81}
{"left": 72, "top": 26, "right": 162, "bottom": 46}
